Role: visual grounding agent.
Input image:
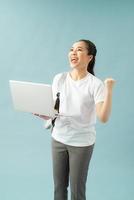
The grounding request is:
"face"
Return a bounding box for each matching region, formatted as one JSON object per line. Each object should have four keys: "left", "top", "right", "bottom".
{"left": 68, "top": 41, "right": 93, "bottom": 70}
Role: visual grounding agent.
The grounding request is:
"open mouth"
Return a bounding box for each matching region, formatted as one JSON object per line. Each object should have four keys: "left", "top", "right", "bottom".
{"left": 71, "top": 57, "right": 78, "bottom": 62}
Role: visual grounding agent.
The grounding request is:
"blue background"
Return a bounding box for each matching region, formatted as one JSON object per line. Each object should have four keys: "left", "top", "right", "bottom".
{"left": 0, "top": 0, "right": 134, "bottom": 199}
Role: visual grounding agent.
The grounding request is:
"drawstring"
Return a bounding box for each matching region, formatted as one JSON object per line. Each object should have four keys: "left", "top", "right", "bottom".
{"left": 54, "top": 92, "right": 60, "bottom": 113}
{"left": 51, "top": 92, "right": 60, "bottom": 129}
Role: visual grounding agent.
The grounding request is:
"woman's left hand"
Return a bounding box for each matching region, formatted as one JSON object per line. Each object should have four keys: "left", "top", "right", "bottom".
{"left": 32, "top": 113, "right": 51, "bottom": 120}
{"left": 104, "top": 78, "right": 116, "bottom": 91}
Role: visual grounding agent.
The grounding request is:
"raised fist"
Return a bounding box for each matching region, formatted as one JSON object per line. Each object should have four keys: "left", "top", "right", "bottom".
{"left": 104, "top": 78, "right": 116, "bottom": 90}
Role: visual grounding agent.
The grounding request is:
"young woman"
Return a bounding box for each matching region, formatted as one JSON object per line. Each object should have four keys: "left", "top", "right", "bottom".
{"left": 34, "top": 39, "right": 115, "bottom": 200}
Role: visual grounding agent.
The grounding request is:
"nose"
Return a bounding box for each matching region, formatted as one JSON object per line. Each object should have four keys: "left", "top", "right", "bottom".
{"left": 71, "top": 49, "right": 77, "bottom": 55}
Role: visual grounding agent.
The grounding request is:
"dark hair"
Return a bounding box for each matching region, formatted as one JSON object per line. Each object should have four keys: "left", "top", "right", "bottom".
{"left": 78, "top": 39, "right": 97, "bottom": 76}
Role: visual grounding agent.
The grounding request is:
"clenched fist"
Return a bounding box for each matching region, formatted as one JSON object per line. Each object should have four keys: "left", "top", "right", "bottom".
{"left": 104, "top": 78, "right": 116, "bottom": 90}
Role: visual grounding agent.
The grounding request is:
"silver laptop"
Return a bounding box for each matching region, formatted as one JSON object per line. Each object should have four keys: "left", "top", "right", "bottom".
{"left": 9, "top": 80, "right": 56, "bottom": 118}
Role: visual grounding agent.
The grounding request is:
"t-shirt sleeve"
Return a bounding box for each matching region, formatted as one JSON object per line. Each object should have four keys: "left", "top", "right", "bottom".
{"left": 52, "top": 76, "right": 57, "bottom": 101}
{"left": 93, "top": 80, "right": 105, "bottom": 104}
{"left": 52, "top": 73, "right": 62, "bottom": 101}
{"left": 43, "top": 74, "right": 61, "bottom": 129}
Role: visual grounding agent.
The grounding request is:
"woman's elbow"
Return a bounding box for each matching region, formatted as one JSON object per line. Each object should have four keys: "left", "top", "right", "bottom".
{"left": 99, "top": 116, "right": 109, "bottom": 123}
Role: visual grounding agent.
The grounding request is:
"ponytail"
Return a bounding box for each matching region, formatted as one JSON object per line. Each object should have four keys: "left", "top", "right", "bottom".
{"left": 87, "top": 56, "right": 96, "bottom": 76}
{"left": 78, "top": 39, "right": 97, "bottom": 76}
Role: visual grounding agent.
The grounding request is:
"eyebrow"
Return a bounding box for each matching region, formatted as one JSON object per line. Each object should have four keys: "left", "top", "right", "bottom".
{"left": 71, "top": 46, "right": 84, "bottom": 49}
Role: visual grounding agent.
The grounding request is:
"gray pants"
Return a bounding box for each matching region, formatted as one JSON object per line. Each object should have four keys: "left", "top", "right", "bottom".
{"left": 51, "top": 138, "right": 94, "bottom": 200}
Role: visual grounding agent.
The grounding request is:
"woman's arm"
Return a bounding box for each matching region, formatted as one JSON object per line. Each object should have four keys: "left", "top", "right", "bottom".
{"left": 96, "top": 78, "right": 116, "bottom": 123}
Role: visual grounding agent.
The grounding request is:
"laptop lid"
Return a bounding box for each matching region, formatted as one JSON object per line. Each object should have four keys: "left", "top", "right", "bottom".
{"left": 9, "top": 80, "right": 56, "bottom": 118}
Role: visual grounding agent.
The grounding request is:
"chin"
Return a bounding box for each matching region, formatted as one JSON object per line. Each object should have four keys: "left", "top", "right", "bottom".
{"left": 70, "top": 64, "right": 79, "bottom": 69}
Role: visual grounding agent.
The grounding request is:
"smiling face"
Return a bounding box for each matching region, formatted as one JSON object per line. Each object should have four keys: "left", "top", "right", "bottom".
{"left": 68, "top": 41, "right": 93, "bottom": 70}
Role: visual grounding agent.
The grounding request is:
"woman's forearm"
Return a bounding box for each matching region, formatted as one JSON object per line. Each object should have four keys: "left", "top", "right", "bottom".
{"left": 100, "top": 89, "right": 113, "bottom": 122}
{"left": 96, "top": 78, "right": 115, "bottom": 123}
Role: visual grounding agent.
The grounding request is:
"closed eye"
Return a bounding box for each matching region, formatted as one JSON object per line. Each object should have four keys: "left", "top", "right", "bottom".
{"left": 70, "top": 47, "right": 83, "bottom": 52}
{"left": 70, "top": 48, "right": 73, "bottom": 51}
{"left": 77, "top": 48, "right": 82, "bottom": 51}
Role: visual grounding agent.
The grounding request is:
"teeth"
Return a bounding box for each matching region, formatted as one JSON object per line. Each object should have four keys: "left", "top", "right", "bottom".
{"left": 71, "top": 58, "right": 78, "bottom": 62}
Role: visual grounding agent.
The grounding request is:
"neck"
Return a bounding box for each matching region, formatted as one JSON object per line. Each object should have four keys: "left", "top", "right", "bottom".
{"left": 69, "top": 68, "right": 89, "bottom": 81}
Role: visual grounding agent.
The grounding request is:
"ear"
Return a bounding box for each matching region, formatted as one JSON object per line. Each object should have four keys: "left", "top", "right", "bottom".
{"left": 90, "top": 55, "right": 93, "bottom": 60}
{"left": 88, "top": 55, "right": 93, "bottom": 62}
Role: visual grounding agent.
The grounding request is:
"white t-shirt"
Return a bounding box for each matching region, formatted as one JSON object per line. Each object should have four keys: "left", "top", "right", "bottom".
{"left": 51, "top": 71, "right": 105, "bottom": 147}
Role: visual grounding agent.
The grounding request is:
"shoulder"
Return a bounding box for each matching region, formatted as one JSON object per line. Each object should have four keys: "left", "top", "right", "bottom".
{"left": 52, "top": 72, "right": 68, "bottom": 88}
{"left": 88, "top": 73, "right": 104, "bottom": 86}
{"left": 87, "top": 73, "right": 105, "bottom": 96}
{"left": 53, "top": 71, "right": 68, "bottom": 82}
